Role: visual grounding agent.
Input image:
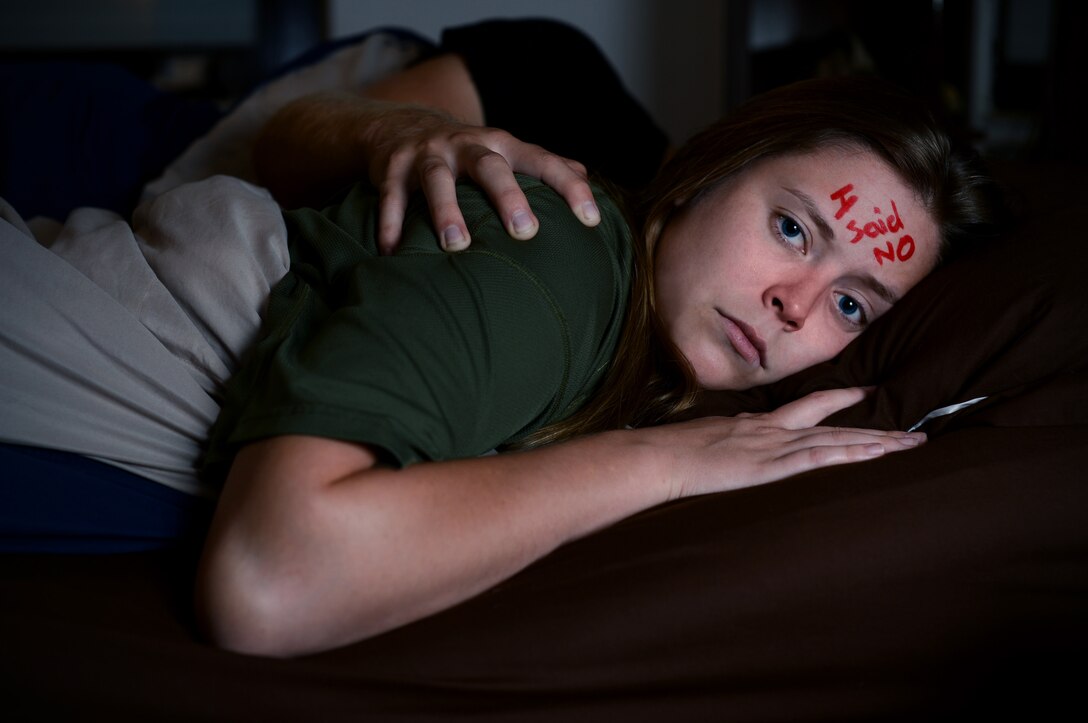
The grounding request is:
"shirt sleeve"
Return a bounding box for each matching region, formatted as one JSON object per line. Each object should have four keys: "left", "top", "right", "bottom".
{"left": 205, "top": 176, "right": 631, "bottom": 472}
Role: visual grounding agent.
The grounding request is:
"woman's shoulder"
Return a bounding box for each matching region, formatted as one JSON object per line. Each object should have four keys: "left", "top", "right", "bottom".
{"left": 449, "top": 174, "right": 632, "bottom": 270}
{"left": 442, "top": 176, "right": 632, "bottom": 317}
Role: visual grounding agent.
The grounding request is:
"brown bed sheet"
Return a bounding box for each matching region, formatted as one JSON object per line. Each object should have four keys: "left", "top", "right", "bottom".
{"left": 4, "top": 423, "right": 1086, "bottom": 721}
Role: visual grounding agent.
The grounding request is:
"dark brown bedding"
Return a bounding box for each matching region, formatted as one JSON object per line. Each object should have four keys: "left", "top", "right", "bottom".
{"left": 3, "top": 162, "right": 1086, "bottom": 721}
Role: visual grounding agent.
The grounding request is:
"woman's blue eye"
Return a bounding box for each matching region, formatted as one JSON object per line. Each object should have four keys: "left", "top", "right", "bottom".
{"left": 835, "top": 293, "right": 865, "bottom": 325}
{"left": 777, "top": 215, "right": 804, "bottom": 246}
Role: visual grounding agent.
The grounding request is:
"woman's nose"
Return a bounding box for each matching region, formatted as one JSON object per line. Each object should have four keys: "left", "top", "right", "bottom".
{"left": 767, "top": 280, "right": 821, "bottom": 330}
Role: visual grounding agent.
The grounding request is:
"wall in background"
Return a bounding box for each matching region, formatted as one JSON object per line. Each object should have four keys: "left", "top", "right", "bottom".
{"left": 2, "top": 0, "right": 1066, "bottom": 161}
{"left": 0, "top": 0, "right": 729, "bottom": 143}
{"left": 0, "top": 0, "right": 256, "bottom": 48}
{"left": 327, "top": 0, "right": 728, "bottom": 145}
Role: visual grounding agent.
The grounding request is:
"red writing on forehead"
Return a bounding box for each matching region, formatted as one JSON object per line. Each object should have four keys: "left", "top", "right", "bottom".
{"left": 830, "top": 184, "right": 914, "bottom": 267}
{"left": 830, "top": 184, "right": 857, "bottom": 220}
{"left": 873, "top": 235, "right": 916, "bottom": 265}
{"left": 845, "top": 201, "right": 904, "bottom": 244}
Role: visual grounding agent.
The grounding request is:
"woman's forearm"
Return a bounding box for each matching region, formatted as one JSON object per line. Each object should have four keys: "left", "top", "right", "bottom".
{"left": 196, "top": 431, "right": 674, "bottom": 657}
{"left": 197, "top": 390, "right": 925, "bottom": 658}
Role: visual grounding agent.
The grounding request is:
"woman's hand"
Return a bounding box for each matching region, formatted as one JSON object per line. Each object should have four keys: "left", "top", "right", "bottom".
{"left": 637, "top": 388, "right": 926, "bottom": 501}
{"left": 365, "top": 107, "right": 600, "bottom": 254}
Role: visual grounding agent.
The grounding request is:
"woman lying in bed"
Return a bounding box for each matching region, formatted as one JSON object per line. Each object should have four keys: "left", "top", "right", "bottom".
{"left": 0, "top": 44, "right": 1005, "bottom": 657}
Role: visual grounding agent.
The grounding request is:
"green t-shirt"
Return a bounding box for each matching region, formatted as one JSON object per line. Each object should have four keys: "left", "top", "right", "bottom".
{"left": 204, "top": 176, "right": 632, "bottom": 477}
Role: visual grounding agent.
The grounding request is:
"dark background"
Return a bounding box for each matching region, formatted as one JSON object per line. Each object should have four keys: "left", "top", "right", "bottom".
{"left": 1, "top": 0, "right": 1081, "bottom": 163}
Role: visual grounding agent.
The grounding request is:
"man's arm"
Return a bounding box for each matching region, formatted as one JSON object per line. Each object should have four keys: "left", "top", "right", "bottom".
{"left": 252, "top": 54, "right": 599, "bottom": 253}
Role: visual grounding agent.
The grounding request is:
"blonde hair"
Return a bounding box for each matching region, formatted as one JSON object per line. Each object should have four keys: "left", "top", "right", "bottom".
{"left": 521, "top": 77, "right": 1007, "bottom": 447}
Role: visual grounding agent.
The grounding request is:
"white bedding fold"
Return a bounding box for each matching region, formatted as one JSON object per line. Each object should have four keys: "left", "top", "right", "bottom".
{"left": 0, "top": 177, "right": 288, "bottom": 495}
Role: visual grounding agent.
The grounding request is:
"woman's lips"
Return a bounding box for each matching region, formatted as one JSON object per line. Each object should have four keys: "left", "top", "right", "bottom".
{"left": 718, "top": 312, "right": 765, "bottom": 368}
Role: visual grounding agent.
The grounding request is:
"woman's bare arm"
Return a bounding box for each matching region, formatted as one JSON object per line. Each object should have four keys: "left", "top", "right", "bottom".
{"left": 196, "top": 389, "right": 925, "bottom": 658}
{"left": 252, "top": 54, "right": 599, "bottom": 253}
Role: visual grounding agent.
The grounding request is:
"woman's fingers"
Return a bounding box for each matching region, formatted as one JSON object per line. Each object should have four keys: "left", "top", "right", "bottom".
{"left": 773, "top": 442, "right": 889, "bottom": 479}
{"left": 751, "top": 424, "right": 926, "bottom": 488}
{"left": 763, "top": 389, "right": 925, "bottom": 477}
{"left": 771, "top": 428, "right": 924, "bottom": 479}
{"left": 650, "top": 409, "right": 926, "bottom": 500}
{"left": 765, "top": 387, "right": 871, "bottom": 430}
{"left": 781, "top": 426, "right": 924, "bottom": 455}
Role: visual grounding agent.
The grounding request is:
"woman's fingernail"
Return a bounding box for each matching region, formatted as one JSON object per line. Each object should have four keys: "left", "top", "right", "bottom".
{"left": 442, "top": 226, "right": 466, "bottom": 251}
{"left": 512, "top": 211, "right": 535, "bottom": 236}
{"left": 580, "top": 201, "right": 600, "bottom": 225}
{"left": 865, "top": 444, "right": 885, "bottom": 457}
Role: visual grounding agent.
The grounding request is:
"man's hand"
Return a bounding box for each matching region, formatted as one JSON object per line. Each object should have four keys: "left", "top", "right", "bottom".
{"left": 367, "top": 109, "right": 600, "bottom": 253}
{"left": 253, "top": 54, "right": 601, "bottom": 254}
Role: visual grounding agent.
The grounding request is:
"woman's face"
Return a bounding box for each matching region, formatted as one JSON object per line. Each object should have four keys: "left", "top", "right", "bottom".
{"left": 654, "top": 146, "right": 940, "bottom": 390}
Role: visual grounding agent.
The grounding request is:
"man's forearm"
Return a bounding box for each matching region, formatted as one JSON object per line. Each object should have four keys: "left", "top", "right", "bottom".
{"left": 252, "top": 54, "right": 484, "bottom": 208}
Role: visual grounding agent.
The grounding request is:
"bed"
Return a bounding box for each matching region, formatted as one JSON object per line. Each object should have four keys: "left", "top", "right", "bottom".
{"left": 3, "top": 22, "right": 1086, "bottom": 722}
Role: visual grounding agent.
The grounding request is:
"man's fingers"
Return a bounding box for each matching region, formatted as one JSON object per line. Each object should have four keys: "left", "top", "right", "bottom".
{"left": 486, "top": 131, "right": 598, "bottom": 230}
{"left": 377, "top": 124, "right": 601, "bottom": 252}
{"left": 376, "top": 149, "right": 417, "bottom": 255}
{"left": 565, "top": 158, "right": 589, "bottom": 178}
{"left": 464, "top": 149, "right": 538, "bottom": 240}
{"left": 556, "top": 170, "right": 600, "bottom": 228}
{"left": 522, "top": 148, "right": 599, "bottom": 229}
{"left": 418, "top": 156, "right": 471, "bottom": 251}
{"left": 377, "top": 187, "right": 408, "bottom": 255}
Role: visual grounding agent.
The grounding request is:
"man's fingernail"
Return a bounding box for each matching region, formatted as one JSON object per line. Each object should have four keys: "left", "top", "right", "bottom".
{"left": 580, "top": 201, "right": 600, "bottom": 225}
{"left": 442, "top": 226, "right": 466, "bottom": 251}
{"left": 512, "top": 211, "right": 535, "bottom": 236}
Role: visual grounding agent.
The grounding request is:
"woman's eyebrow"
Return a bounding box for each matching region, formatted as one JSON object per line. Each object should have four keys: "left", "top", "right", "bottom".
{"left": 784, "top": 186, "right": 902, "bottom": 305}
{"left": 857, "top": 273, "right": 900, "bottom": 305}
{"left": 784, "top": 187, "right": 835, "bottom": 242}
